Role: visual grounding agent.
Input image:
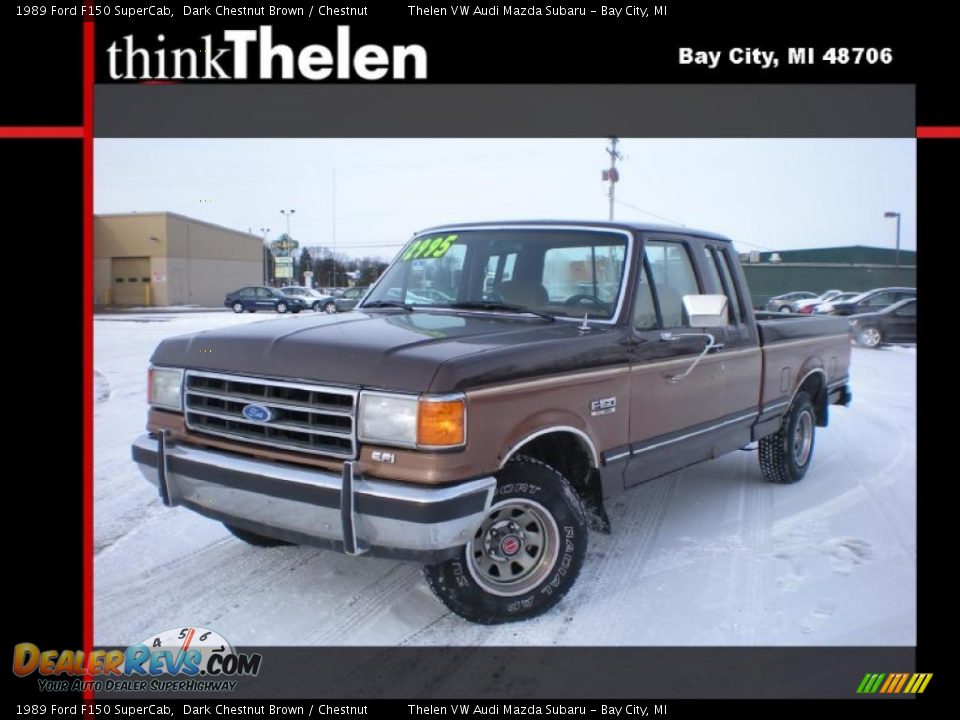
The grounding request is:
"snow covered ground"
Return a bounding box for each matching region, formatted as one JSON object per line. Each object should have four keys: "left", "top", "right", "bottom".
{"left": 94, "top": 311, "right": 916, "bottom": 646}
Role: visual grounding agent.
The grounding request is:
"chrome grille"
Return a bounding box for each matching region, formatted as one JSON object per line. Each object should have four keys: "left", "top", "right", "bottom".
{"left": 184, "top": 370, "right": 357, "bottom": 458}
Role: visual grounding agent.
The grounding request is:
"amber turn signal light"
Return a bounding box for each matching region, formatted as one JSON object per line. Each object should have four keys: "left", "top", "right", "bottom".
{"left": 417, "top": 398, "right": 465, "bottom": 447}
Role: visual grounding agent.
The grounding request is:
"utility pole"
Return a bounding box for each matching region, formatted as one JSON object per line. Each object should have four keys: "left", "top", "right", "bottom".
{"left": 603, "top": 137, "right": 622, "bottom": 221}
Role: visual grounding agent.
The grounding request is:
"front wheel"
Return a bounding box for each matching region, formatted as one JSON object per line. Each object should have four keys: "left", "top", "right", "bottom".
{"left": 276, "top": 301, "right": 288, "bottom": 314}
{"left": 423, "top": 457, "right": 587, "bottom": 624}
{"left": 323, "top": 301, "right": 337, "bottom": 314}
{"left": 855, "top": 326, "right": 882, "bottom": 348}
{"left": 779, "top": 306, "right": 792, "bottom": 313}
{"left": 231, "top": 302, "right": 245, "bottom": 313}
{"left": 759, "top": 390, "right": 816, "bottom": 484}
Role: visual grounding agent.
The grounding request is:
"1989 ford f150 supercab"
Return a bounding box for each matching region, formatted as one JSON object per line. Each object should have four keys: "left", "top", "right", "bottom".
{"left": 133, "top": 221, "right": 852, "bottom": 623}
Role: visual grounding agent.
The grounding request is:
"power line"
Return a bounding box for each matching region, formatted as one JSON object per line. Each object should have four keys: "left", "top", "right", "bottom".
{"left": 613, "top": 198, "right": 687, "bottom": 227}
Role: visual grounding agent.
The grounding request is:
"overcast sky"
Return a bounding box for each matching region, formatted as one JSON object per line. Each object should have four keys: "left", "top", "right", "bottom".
{"left": 95, "top": 138, "right": 916, "bottom": 260}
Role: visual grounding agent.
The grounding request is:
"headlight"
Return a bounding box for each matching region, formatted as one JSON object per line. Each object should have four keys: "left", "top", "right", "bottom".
{"left": 358, "top": 391, "right": 466, "bottom": 449}
{"left": 148, "top": 367, "right": 184, "bottom": 411}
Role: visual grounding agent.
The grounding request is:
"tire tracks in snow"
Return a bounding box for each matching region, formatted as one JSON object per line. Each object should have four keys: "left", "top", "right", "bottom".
{"left": 97, "top": 542, "right": 321, "bottom": 640}
{"left": 555, "top": 472, "right": 677, "bottom": 644}
{"left": 730, "top": 450, "right": 773, "bottom": 644}
{"left": 301, "top": 564, "right": 424, "bottom": 645}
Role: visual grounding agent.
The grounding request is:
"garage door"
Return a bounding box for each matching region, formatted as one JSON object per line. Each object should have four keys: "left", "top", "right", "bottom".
{"left": 112, "top": 257, "right": 151, "bottom": 305}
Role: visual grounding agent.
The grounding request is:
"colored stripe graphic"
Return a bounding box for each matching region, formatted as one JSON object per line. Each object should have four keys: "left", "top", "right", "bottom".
{"left": 858, "top": 673, "right": 932, "bottom": 694}
{"left": 916, "top": 126, "right": 960, "bottom": 138}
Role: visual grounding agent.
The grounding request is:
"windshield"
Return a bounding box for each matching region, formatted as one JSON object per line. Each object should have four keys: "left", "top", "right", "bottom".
{"left": 364, "top": 228, "right": 630, "bottom": 320}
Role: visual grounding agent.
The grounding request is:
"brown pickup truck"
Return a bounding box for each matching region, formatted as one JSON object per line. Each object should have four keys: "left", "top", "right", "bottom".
{"left": 132, "top": 221, "right": 852, "bottom": 624}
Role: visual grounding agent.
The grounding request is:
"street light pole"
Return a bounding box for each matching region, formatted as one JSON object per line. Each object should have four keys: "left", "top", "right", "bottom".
{"left": 280, "top": 208, "right": 295, "bottom": 236}
{"left": 259, "top": 227, "right": 270, "bottom": 284}
{"left": 884, "top": 211, "right": 901, "bottom": 285}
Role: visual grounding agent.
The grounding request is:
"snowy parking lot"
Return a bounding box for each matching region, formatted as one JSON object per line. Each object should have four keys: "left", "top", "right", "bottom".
{"left": 94, "top": 310, "right": 915, "bottom": 647}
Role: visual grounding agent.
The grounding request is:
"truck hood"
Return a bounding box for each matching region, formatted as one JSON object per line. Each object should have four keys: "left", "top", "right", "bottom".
{"left": 151, "top": 310, "right": 629, "bottom": 393}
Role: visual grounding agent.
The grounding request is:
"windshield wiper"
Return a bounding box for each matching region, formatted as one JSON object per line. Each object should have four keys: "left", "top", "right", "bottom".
{"left": 444, "top": 301, "right": 555, "bottom": 322}
{"left": 363, "top": 300, "right": 414, "bottom": 312}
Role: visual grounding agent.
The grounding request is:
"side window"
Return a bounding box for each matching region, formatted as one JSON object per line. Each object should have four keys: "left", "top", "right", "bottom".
{"left": 256, "top": 288, "right": 273, "bottom": 298}
{"left": 864, "top": 292, "right": 894, "bottom": 307}
{"left": 894, "top": 301, "right": 917, "bottom": 317}
{"left": 644, "top": 240, "right": 700, "bottom": 327}
{"left": 632, "top": 261, "right": 658, "bottom": 330}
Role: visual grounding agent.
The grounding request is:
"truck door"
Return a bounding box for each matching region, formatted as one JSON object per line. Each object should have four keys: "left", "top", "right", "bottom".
{"left": 624, "top": 236, "right": 757, "bottom": 486}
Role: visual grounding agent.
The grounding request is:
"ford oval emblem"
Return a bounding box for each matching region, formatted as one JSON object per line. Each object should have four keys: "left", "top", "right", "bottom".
{"left": 242, "top": 404, "right": 273, "bottom": 423}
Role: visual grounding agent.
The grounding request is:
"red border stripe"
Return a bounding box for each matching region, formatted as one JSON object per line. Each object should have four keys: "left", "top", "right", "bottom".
{"left": 83, "top": 20, "right": 95, "bottom": 705}
{"left": 916, "top": 126, "right": 960, "bottom": 138}
{"left": 0, "top": 126, "right": 83, "bottom": 138}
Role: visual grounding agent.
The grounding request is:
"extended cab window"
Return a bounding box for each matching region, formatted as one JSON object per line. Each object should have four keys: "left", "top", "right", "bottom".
{"left": 644, "top": 240, "right": 700, "bottom": 327}
{"left": 704, "top": 245, "right": 744, "bottom": 325}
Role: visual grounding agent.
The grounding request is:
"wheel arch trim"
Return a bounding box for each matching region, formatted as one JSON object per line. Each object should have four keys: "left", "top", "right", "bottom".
{"left": 499, "top": 425, "right": 600, "bottom": 470}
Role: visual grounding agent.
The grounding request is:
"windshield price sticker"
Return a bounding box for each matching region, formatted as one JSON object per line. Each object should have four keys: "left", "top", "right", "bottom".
{"left": 402, "top": 234, "right": 458, "bottom": 261}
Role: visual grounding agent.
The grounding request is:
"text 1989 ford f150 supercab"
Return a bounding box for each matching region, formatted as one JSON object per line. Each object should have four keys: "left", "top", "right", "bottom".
{"left": 132, "top": 221, "right": 852, "bottom": 623}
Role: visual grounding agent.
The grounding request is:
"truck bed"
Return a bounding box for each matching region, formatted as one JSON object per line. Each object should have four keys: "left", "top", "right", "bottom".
{"left": 754, "top": 312, "right": 851, "bottom": 344}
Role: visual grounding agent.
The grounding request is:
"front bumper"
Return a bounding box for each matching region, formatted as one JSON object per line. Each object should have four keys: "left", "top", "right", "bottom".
{"left": 131, "top": 433, "right": 495, "bottom": 562}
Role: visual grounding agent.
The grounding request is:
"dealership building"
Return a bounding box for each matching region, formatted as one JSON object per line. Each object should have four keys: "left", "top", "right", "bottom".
{"left": 94, "top": 212, "right": 263, "bottom": 306}
{"left": 740, "top": 245, "right": 917, "bottom": 308}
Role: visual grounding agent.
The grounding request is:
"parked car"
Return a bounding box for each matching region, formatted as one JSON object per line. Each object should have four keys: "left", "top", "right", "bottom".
{"left": 789, "top": 289, "right": 844, "bottom": 314}
{"left": 765, "top": 291, "right": 817, "bottom": 313}
{"left": 794, "top": 291, "right": 860, "bottom": 314}
{"left": 280, "top": 286, "right": 338, "bottom": 313}
{"left": 816, "top": 287, "right": 916, "bottom": 316}
{"left": 333, "top": 286, "right": 368, "bottom": 312}
{"left": 224, "top": 286, "right": 305, "bottom": 314}
{"left": 850, "top": 298, "right": 917, "bottom": 348}
{"left": 136, "top": 221, "right": 852, "bottom": 624}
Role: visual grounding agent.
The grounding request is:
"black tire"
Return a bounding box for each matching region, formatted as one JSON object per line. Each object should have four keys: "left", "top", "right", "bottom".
{"left": 759, "top": 390, "right": 816, "bottom": 484}
{"left": 323, "top": 302, "right": 337, "bottom": 314}
{"left": 423, "top": 456, "right": 588, "bottom": 624}
{"left": 224, "top": 523, "right": 293, "bottom": 547}
{"left": 855, "top": 325, "right": 883, "bottom": 348}
{"left": 276, "top": 301, "right": 288, "bottom": 314}
{"left": 231, "top": 302, "right": 245, "bottom": 313}
{"left": 312, "top": 301, "right": 322, "bottom": 312}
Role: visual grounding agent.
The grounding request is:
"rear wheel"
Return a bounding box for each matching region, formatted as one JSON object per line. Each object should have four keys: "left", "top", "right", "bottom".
{"left": 323, "top": 302, "right": 337, "bottom": 314}
{"left": 276, "top": 301, "right": 288, "bottom": 313}
{"left": 231, "top": 302, "right": 244, "bottom": 313}
{"left": 759, "top": 390, "right": 816, "bottom": 484}
{"left": 423, "top": 456, "right": 587, "bottom": 624}
{"left": 224, "top": 524, "right": 293, "bottom": 547}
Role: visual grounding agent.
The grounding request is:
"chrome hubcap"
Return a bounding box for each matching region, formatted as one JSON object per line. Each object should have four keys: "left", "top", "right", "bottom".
{"left": 861, "top": 328, "right": 880, "bottom": 346}
{"left": 793, "top": 410, "right": 814, "bottom": 466}
{"left": 466, "top": 499, "right": 559, "bottom": 597}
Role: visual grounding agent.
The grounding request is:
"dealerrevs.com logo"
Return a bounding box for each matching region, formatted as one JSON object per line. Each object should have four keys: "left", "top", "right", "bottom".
{"left": 13, "top": 627, "right": 261, "bottom": 693}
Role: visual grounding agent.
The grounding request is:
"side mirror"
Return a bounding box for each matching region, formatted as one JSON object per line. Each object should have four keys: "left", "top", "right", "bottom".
{"left": 683, "top": 294, "right": 729, "bottom": 328}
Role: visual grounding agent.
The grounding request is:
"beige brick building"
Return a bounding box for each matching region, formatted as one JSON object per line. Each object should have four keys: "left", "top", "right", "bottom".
{"left": 94, "top": 212, "right": 263, "bottom": 306}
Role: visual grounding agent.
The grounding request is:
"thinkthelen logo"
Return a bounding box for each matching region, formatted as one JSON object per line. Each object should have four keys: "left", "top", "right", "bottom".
{"left": 857, "top": 673, "right": 933, "bottom": 695}
{"left": 106, "top": 25, "right": 428, "bottom": 81}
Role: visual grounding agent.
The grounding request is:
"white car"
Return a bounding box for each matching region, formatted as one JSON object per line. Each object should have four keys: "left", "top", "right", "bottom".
{"left": 279, "top": 286, "right": 338, "bottom": 313}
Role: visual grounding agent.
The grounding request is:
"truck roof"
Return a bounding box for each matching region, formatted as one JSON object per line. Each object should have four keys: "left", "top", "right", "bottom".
{"left": 418, "top": 220, "right": 733, "bottom": 243}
